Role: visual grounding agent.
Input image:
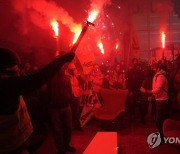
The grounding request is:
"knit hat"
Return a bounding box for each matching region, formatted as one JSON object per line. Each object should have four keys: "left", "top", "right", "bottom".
{"left": 0, "top": 48, "right": 20, "bottom": 70}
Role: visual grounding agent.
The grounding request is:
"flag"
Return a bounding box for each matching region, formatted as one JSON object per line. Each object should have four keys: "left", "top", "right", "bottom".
{"left": 80, "top": 82, "right": 102, "bottom": 127}
{"left": 79, "top": 84, "right": 128, "bottom": 126}
{"left": 76, "top": 49, "right": 95, "bottom": 75}
{"left": 93, "top": 86, "right": 128, "bottom": 120}
{"left": 131, "top": 25, "right": 140, "bottom": 57}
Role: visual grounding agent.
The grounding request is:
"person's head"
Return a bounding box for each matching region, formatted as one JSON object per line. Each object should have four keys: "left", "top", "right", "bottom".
{"left": 32, "top": 66, "right": 39, "bottom": 72}
{"left": 0, "top": 48, "right": 20, "bottom": 77}
{"left": 67, "top": 62, "right": 77, "bottom": 76}
{"left": 93, "top": 63, "right": 100, "bottom": 73}
{"left": 105, "top": 60, "right": 110, "bottom": 67}
{"left": 24, "top": 61, "right": 31, "bottom": 71}
{"left": 132, "top": 58, "right": 138, "bottom": 65}
{"left": 175, "top": 54, "right": 180, "bottom": 64}
{"left": 151, "top": 61, "right": 166, "bottom": 73}
{"left": 161, "top": 58, "right": 167, "bottom": 65}
{"left": 115, "top": 63, "right": 121, "bottom": 72}
{"left": 131, "top": 58, "right": 139, "bottom": 69}
{"left": 120, "top": 60, "right": 125, "bottom": 66}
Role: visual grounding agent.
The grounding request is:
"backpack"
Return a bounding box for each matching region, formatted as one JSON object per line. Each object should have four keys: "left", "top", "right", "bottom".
{"left": 155, "top": 73, "right": 174, "bottom": 99}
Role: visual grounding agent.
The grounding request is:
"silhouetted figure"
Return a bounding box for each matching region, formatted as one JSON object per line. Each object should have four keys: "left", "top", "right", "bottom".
{"left": 47, "top": 66, "right": 76, "bottom": 154}
{"left": 0, "top": 48, "right": 74, "bottom": 153}
{"left": 126, "top": 58, "right": 144, "bottom": 121}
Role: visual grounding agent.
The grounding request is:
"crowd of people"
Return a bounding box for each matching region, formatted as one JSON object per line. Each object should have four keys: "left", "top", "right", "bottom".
{"left": 0, "top": 47, "right": 180, "bottom": 153}
{"left": 89, "top": 56, "right": 180, "bottom": 143}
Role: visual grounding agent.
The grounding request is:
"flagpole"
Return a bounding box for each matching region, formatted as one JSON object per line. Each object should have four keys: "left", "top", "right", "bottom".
{"left": 56, "top": 32, "right": 59, "bottom": 56}
{"left": 70, "top": 20, "right": 94, "bottom": 53}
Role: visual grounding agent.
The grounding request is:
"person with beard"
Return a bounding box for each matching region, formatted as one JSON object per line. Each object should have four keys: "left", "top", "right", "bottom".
{"left": 140, "top": 62, "right": 169, "bottom": 142}
{"left": 0, "top": 48, "right": 75, "bottom": 154}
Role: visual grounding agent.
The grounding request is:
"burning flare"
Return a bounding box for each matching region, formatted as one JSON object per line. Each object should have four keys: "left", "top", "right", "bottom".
{"left": 116, "top": 44, "right": 119, "bottom": 50}
{"left": 72, "top": 9, "right": 99, "bottom": 44}
{"left": 87, "top": 9, "right": 99, "bottom": 23}
{"left": 161, "top": 32, "right": 166, "bottom": 48}
{"left": 72, "top": 24, "right": 83, "bottom": 44}
{"left": 97, "top": 42, "right": 104, "bottom": 54}
{"left": 72, "top": 29, "right": 81, "bottom": 44}
{"left": 50, "top": 19, "right": 59, "bottom": 38}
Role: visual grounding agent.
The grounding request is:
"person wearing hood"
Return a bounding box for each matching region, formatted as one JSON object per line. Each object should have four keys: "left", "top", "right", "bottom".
{"left": 0, "top": 48, "right": 75, "bottom": 153}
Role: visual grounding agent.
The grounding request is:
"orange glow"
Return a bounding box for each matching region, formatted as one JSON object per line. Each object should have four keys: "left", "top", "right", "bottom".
{"left": 161, "top": 32, "right": 166, "bottom": 48}
{"left": 72, "top": 9, "right": 98, "bottom": 44}
{"left": 50, "top": 19, "right": 59, "bottom": 38}
{"left": 97, "top": 42, "right": 104, "bottom": 54}
{"left": 73, "top": 31, "right": 81, "bottom": 44}
{"left": 87, "top": 9, "right": 99, "bottom": 23}
{"left": 72, "top": 25, "right": 82, "bottom": 44}
{"left": 116, "top": 44, "right": 119, "bottom": 50}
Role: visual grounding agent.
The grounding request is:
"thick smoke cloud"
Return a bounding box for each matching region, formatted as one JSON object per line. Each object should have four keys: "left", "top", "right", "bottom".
{"left": 88, "top": 0, "right": 111, "bottom": 43}
{"left": 89, "top": 0, "right": 111, "bottom": 11}
{"left": 12, "top": 0, "right": 82, "bottom": 34}
{"left": 153, "top": 0, "right": 173, "bottom": 31}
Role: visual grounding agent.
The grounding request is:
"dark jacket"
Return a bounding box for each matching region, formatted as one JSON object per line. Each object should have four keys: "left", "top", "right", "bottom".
{"left": 0, "top": 53, "right": 73, "bottom": 114}
{"left": 47, "top": 69, "right": 73, "bottom": 108}
{"left": 126, "top": 66, "right": 144, "bottom": 92}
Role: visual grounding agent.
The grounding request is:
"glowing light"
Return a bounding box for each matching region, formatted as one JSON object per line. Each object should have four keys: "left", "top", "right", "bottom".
{"left": 73, "top": 31, "right": 81, "bottom": 44}
{"left": 97, "top": 42, "right": 104, "bottom": 54}
{"left": 50, "top": 19, "right": 59, "bottom": 38}
{"left": 87, "top": 9, "right": 99, "bottom": 22}
{"left": 116, "top": 44, "right": 119, "bottom": 50}
{"left": 161, "top": 32, "right": 166, "bottom": 48}
{"left": 102, "top": 25, "right": 106, "bottom": 29}
{"left": 72, "top": 25, "right": 82, "bottom": 44}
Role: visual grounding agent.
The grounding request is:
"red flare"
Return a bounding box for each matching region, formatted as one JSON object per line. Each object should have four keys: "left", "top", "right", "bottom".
{"left": 116, "top": 44, "right": 119, "bottom": 50}
{"left": 161, "top": 32, "right": 166, "bottom": 49}
{"left": 50, "top": 19, "right": 59, "bottom": 38}
{"left": 87, "top": 9, "right": 99, "bottom": 23}
{"left": 97, "top": 42, "right": 104, "bottom": 54}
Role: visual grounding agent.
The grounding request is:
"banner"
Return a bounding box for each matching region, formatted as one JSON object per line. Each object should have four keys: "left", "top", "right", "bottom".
{"left": 76, "top": 52, "right": 95, "bottom": 75}
{"left": 79, "top": 84, "right": 128, "bottom": 126}
{"left": 76, "top": 44, "right": 96, "bottom": 75}
{"left": 93, "top": 87, "right": 128, "bottom": 120}
{"left": 80, "top": 82, "right": 102, "bottom": 127}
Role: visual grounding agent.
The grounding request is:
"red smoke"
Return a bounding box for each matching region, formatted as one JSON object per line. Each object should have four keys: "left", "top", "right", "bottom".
{"left": 12, "top": 0, "right": 82, "bottom": 35}
{"left": 153, "top": 0, "right": 173, "bottom": 32}
{"left": 89, "top": 0, "right": 111, "bottom": 12}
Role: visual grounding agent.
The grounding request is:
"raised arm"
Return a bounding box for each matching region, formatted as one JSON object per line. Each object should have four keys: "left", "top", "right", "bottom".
{"left": 0, "top": 52, "right": 75, "bottom": 95}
